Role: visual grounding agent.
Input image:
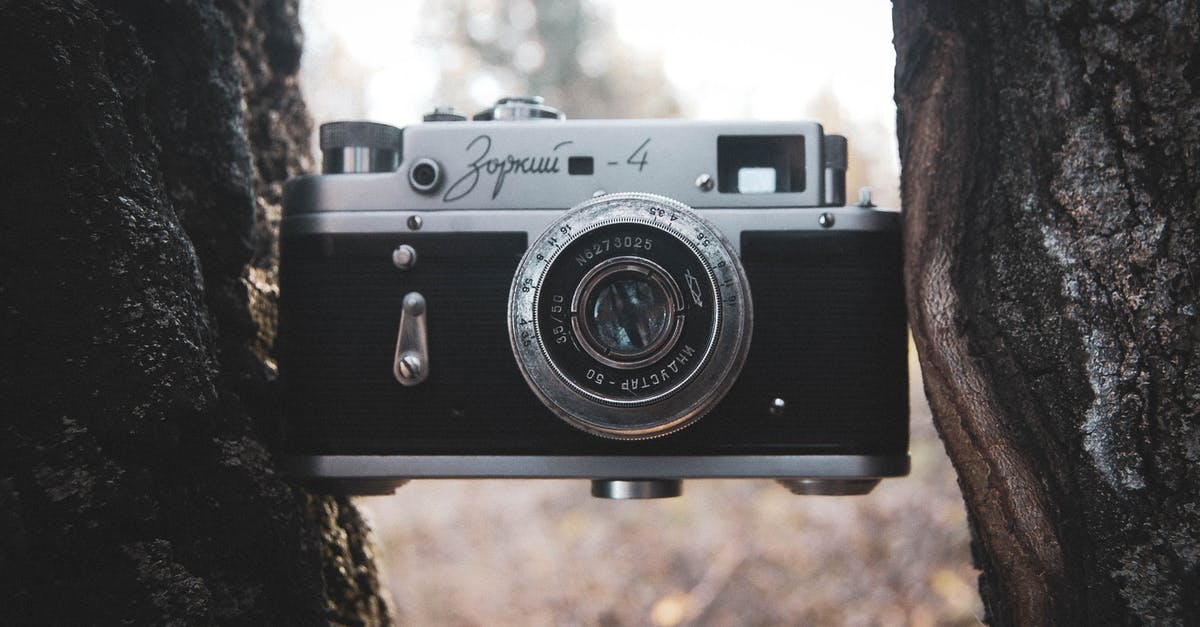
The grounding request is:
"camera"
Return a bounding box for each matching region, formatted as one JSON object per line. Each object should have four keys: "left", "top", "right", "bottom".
{"left": 280, "top": 97, "right": 908, "bottom": 499}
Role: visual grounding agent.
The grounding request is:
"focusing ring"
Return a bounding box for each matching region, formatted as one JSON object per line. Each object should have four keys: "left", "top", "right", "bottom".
{"left": 508, "top": 193, "right": 753, "bottom": 439}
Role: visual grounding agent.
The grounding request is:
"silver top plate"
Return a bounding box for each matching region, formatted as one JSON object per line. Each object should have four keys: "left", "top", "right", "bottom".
{"left": 285, "top": 120, "right": 827, "bottom": 213}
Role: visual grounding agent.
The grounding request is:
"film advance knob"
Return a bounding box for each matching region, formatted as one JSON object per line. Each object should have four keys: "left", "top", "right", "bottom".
{"left": 319, "top": 121, "right": 403, "bottom": 174}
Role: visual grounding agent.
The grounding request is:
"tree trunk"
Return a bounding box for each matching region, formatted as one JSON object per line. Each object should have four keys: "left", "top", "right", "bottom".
{"left": 0, "top": 1, "right": 390, "bottom": 623}
{"left": 894, "top": 1, "right": 1199, "bottom": 625}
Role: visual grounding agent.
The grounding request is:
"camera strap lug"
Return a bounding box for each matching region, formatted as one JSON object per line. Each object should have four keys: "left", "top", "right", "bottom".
{"left": 393, "top": 292, "right": 429, "bottom": 386}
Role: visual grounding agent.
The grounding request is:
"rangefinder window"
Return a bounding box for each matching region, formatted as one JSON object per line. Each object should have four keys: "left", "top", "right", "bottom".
{"left": 717, "top": 135, "right": 806, "bottom": 194}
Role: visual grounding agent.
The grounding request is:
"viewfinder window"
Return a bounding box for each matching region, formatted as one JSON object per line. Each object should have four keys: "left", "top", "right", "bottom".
{"left": 717, "top": 135, "right": 805, "bottom": 193}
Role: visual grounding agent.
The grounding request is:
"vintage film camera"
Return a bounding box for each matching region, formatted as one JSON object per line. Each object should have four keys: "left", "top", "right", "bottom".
{"left": 280, "top": 97, "right": 907, "bottom": 499}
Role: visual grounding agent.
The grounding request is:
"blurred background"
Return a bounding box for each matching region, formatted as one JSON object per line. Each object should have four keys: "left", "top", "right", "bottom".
{"left": 299, "top": 1, "right": 981, "bottom": 624}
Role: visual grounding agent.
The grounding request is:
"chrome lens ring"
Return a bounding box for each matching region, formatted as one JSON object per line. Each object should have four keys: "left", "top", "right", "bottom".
{"left": 508, "top": 193, "right": 753, "bottom": 439}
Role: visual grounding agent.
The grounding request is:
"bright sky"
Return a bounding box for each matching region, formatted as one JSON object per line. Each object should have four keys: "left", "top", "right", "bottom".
{"left": 604, "top": 0, "right": 896, "bottom": 122}
{"left": 301, "top": 0, "right": 895, "bottom": 121}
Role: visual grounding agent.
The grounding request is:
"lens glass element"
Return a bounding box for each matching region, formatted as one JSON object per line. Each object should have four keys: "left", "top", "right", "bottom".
{"left": 586, "top": 271, "right": 671, "bottom": 358}
{"left": 571, "top": 257, "right": 684, "bottom": 371}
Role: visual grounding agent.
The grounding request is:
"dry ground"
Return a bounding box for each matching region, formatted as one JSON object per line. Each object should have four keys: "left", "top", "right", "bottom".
{"left": 358, "top": 354, "right": 982, "bottom": 626}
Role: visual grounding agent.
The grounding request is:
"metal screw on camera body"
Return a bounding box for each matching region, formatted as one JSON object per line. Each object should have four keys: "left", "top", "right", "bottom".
{"left": 396, "top": 354, "right": 424, "bottom": 382}
{"left": 695, "top": 173, "right": 714, "bottom": 191}
{"left": 770, "top": 398, "right": 787, "bottom": 415}
{"left": 407, "top": 215, "right": 423, "bottom": 231}
{"left": 392, "top": 244, "right": 417, "bottom": 270}
{"left": 818, "top": 213, "right": 836, "bottom": 228}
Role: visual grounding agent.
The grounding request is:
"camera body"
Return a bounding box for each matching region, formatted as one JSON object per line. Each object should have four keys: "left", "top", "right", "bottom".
{"left": 280, "top": 98, "right": 908, "bottom": 498}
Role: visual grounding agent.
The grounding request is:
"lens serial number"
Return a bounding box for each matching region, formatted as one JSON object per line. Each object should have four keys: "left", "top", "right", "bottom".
{"left": 574, "top": 235, "right": 653, "bottom": 266}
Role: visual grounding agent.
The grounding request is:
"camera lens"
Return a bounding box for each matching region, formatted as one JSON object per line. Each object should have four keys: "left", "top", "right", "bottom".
{"left": 508, "top": 193, "right": 753, "bottom": 440}
{"left": 573, "top": 258, "right": 683, "bottom": 369}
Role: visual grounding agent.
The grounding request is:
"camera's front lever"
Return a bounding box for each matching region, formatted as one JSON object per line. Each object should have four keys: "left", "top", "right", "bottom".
{"left": 393, "top": 292, "right": 429, "bottom": 386}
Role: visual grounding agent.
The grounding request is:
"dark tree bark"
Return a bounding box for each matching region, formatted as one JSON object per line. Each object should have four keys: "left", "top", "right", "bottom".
{"left": 895, "top": 1, "right": 1199, "bottom": 625}
{"left": 0, "top": 1, "right": 390, "bottom": 624}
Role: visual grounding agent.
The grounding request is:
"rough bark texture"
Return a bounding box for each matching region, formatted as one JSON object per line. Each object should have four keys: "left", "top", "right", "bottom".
{"left": 895, "top": 1, "right": 1199, "bottom": 625}
{"left": 0, "top": 1, "right": 390, "bottom": 624}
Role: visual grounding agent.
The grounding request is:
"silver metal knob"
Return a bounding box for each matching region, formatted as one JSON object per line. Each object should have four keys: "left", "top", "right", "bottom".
{"left": 392, "top": 244, "right": 417, "bottom": 270}
{"left": 776, "top": 478, "right": 881, "bottom": 496}
{"left": 591, "top": 479, "right": 682, "bottom": 499}
{"left": 319, "top": 121, "right": 402, "bottom": 174}
{"left": 473, "top": 96, "right": 565, "bottom": 121}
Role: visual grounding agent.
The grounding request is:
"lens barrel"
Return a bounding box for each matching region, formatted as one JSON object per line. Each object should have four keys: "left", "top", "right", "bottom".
{"left": 508, "top": 193, "right": 753, "bottom": 439}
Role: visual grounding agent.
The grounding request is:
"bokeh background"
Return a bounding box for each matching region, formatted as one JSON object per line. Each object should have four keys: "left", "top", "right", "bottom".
{"left": 298, "top": 1, "right": 982, "bottom": 624}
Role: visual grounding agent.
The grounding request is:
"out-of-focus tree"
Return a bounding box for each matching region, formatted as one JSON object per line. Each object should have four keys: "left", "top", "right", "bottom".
{"left": 422, "top": 0, "right": 680, "bottom": 118}
{"left": 896, "top": 1, "right": 1199, "bottom": 624}
{"left": 0, "top": 1, "right": 390, "bottom": 623}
